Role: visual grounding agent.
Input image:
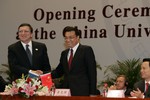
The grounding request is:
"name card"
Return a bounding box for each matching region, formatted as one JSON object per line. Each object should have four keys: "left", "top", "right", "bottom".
{"left": 54, "top": 89, "right": 71, "bottom": 96}
{"left": 107, "top": 90, "right": 125, "bottom": 98}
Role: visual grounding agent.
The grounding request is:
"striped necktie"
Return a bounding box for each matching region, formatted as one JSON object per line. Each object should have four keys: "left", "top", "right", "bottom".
{"left": 26, "top": 44, "right": 32, "bottom": 65}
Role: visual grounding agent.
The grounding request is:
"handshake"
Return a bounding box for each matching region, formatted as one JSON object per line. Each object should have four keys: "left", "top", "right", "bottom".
{"left": 29, "top": 70, "right": 53, "bottom": 89}
{"left": 28, "top": 70, "right": 43, "bottom": 78}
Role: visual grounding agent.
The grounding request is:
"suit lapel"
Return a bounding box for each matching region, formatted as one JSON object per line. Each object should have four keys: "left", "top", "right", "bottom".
{"left": 69, "top": 44, "right": 81, "bottom": 71}
{"left": 141, "top": 80, "right": 146, "bottom": 93}
{"left": 32, "top": 41, "right": 39, "bottom": 66}
{"left": 17, "top": 41, "right": 31, "bottom": 65}
{"left": 64, "top": 49, "right": 70, "bottom": 72}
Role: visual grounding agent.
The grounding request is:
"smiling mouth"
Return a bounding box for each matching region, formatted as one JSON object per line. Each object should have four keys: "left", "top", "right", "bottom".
{"left": 66, "top": 42, "right": 72, "bottom": 45}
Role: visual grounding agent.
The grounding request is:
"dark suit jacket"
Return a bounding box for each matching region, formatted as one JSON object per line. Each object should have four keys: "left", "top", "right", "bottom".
{"left": 134, "top": 80, "right": 145, "bottom": 92}
{"left": 124, "top": 88, "right": 132, "bottom": 96}
{"left": 8, "top": 41, "right": 51, "bottom": 80}
{"left": 0, "top": 76, "right": 8, "bottom": 92}
{"left": 134, "top": 80, "right": 150, "bottom": 98}
{"left": 52, "top": 44, "right": 97, "bottom": 96}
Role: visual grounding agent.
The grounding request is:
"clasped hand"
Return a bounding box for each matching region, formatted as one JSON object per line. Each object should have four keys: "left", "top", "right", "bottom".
{"left": 130, "top": 88, "right": 144, "bottom": 98}
{"left": 31, "top": 70, "right": 43, "bottom": 75}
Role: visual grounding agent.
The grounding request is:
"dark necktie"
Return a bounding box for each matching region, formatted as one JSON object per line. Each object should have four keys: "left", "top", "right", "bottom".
{"left": 145, "top": 84, "right": 150, "bottom": 98}
{"left": 26, "top": 44, "right": 32, "bottom": 65}
{"left": 146, "top": 83, "right": 149, "bottom": 92}
{"left": 68, "top": 49, "right": 73, "bottom": 69}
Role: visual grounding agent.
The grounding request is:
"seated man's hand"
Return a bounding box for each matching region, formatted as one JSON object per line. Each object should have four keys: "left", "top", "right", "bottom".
{"left": 130, "top": 88, "right": 144, "bottom": 98}
{"left": 109, "top": 85, "right": 117, "bottom": 90}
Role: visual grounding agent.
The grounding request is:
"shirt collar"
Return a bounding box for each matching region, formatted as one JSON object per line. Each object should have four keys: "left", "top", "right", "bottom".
{"left": 145, "top": 80, "right": 150, "bottom": 84}
{"left": 70, "top": 43, "right": 79, "bottom": 53}
{"left": 21, "top": 41, "right": 32, "bottom": 50}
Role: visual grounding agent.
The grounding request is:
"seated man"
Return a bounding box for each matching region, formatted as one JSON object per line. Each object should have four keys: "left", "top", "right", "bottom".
{"left": 109, "top": 75, "right": 132, "bottom": 96}
{"left": 130, "top": 58, "right": 150, "bottom": 98}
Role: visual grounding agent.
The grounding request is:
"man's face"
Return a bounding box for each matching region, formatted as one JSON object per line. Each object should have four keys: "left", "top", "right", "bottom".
{"left": 64, "top": 31, "right": 79, "bottom": 48}
{"left": 140, "top": 61, "right": 150, "bottom": 80}
{"left": 18, "top": 26, "right": 32, "bottom": 44}
{"left": 116, "top": 77, "right": 126, "bottom": 90}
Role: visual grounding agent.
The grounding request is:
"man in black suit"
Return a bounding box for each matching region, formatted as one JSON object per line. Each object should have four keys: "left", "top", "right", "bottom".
{"left": 109, "top": 75, "right": 132, "bottom": 96}
{"left": 0, "top": 76, "right": 8, "bottom": 92}
{"left": 8, "top": 23, "right": 51, "bottom": 80}
{"left": 52, "top": 26, "right": 97, "bottom": 96}
{"left": 130, "top": 58, "right": 150, "bottom": 98}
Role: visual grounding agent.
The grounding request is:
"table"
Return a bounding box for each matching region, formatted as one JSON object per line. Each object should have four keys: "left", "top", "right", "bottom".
{"left": 0, "top": 95, "right": 150, "bottom": 100}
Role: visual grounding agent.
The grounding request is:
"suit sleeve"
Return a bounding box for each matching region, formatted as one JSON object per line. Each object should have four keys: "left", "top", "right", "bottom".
{"left": 85, "top": 46, "right": 97, "bottom": 95}
{"left": 41, "top": 44, "right": 51, "bottom": 73}
{"left": 52, "top": 52, "right": 64, "bottom": 79}
{"left": 133, "top": 80, "right": 145, "bottom": 92}
{"left": 8, "top": 46, "right": 29, "bottom": 79}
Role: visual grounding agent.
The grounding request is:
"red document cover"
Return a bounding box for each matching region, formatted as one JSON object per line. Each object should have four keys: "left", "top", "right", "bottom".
{"left": 40, "top": 73, "right": 53, "bottom": 89}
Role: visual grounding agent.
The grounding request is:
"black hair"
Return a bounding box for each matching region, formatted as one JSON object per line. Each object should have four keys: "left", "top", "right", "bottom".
{"left": 18, "top": 23, "right": 33, "bottom": 33}
{"left": 143, "top": 58, "right": 150, "bottom": 67}
{"left": 62, "top": 26, "right": 81, "bottom": 37}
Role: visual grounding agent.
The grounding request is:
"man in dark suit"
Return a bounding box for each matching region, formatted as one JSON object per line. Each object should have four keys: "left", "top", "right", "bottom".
{"left": 109, "top": 75, "right": 132, "bottom": 96}
{"left": 52, "top": 26, "right": 97, "bottom": 96}
{"left": 130, "top": 58, "right": 150, "bottom": 98}
{"left": 8, "top": 23, "right": 51, "bottom": 80}
{"left": 0, "top": 76, "right": 8, "bottom": 92}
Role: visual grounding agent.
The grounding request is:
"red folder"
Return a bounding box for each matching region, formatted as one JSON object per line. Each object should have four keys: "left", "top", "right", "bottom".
{"left": 40, "top": 73, "right": 53, "bottom": 89}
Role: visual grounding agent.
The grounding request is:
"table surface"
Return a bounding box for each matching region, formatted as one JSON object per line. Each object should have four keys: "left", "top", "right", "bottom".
{"left": 0, "top": 95, "right": 150, "bottom": 100}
